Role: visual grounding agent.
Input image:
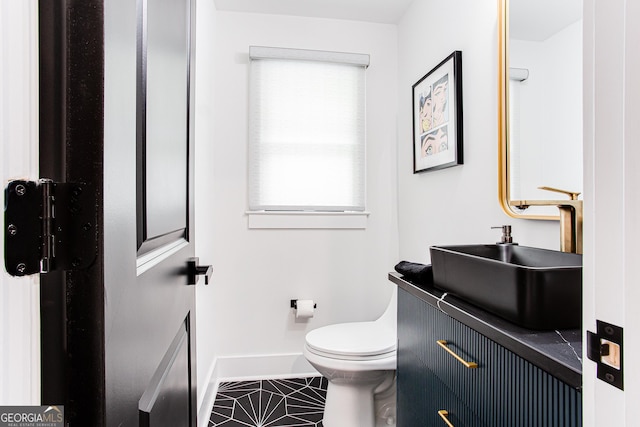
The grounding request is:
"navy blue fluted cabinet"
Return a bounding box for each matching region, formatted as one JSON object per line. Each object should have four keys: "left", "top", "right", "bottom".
{"left": 398, "top": 288, "right": 582, "bottom": 427}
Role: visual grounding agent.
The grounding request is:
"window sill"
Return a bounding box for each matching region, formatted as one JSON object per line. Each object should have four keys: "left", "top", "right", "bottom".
{"left": 246, "top": 211, "right": 370, "bottom": 229}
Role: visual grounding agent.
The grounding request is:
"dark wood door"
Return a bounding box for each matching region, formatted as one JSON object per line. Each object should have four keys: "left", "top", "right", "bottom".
{"left": 38, "top": 0, "right": 200, "bottom": 425}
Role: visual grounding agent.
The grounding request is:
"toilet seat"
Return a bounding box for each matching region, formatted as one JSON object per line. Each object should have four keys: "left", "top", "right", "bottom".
{"left": 305, "top": 321, "right": 396, "bottom": 361}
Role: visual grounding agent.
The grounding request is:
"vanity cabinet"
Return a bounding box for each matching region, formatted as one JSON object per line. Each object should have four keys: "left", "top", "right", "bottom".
{"left": 397, "top": 287, "right": 582, "bottom": 427}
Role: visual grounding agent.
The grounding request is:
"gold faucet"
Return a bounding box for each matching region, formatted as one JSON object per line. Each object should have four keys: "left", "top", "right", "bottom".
{"left": 509, "top": 186, "right": 583, "bottom": 254}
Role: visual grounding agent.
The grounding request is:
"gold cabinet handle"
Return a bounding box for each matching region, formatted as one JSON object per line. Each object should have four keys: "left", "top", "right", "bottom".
{"left": 438, "top": 410, "right": 454, "bottom": 427}
{"left": 436, "top": 340, "right": 478, "bottom": 369}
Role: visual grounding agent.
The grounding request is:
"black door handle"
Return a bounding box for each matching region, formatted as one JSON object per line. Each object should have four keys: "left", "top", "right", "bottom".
{"left": 187, "top": 257, "right": 213, "bottom": 285}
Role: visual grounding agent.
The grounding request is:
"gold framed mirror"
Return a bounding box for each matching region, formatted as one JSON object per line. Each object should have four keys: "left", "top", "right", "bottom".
{"left": 498, "top": 0, "right": 583, "bottom": 221}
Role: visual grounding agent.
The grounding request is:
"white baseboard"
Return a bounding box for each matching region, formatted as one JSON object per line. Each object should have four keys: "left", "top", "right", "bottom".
{"left": 197, "top": 353, "right": 319, "bottom": 426}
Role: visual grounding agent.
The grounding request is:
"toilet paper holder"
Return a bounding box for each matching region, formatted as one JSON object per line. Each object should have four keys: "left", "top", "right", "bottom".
{"left": 290, "top": 299, "right": 317, "bottom": 309}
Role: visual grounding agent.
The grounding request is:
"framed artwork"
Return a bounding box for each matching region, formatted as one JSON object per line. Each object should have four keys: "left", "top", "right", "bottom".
{"left": 412, "top": 51, "right": 463, "bottom": 173}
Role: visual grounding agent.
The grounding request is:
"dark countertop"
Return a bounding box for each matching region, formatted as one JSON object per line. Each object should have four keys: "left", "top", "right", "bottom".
{"left": 389, "top": 272, "right": 583, "bottom": 390}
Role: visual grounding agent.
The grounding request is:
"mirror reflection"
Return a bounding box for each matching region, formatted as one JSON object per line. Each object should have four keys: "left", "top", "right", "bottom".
{"left": 501, "top": 0, "right": 583, "bottom": 218}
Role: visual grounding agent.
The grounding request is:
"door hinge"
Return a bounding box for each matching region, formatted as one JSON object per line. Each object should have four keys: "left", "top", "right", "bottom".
{"left": 4, "top": 179, "right": 97, "bottom": 276}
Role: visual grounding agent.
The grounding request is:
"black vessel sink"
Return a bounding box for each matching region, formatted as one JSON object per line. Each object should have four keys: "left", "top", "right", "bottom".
{"left": 429, "top": 245, "right": 582, "bottom": 330}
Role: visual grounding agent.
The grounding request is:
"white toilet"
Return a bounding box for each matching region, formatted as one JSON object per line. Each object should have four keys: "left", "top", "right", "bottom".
{"left": 303, "top": 289, "right": 397, "bottom": 427}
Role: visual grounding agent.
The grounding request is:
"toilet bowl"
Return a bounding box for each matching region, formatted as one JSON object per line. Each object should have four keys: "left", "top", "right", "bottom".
{"left": 303, "top": 289, "right": 397, "bottom": 427}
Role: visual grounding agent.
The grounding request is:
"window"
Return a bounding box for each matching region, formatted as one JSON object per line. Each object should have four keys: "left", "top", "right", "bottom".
{"left": 248, "top": 47, "right": 369, "bottom": 214}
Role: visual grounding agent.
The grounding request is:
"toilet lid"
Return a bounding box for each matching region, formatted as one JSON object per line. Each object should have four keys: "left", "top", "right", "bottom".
{"left": 305, "top": 322, "right": 396, "bottom": 358}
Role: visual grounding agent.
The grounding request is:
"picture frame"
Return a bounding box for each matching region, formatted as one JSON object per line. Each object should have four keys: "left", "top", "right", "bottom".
{"left": 412, "top": 51, "right": 463, "bottom": 173}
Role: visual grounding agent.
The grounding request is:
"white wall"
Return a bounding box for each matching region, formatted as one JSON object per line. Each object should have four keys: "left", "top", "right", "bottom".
{"left": 397, "top": 0, "right": 559, "bottom": 262}
{"left": 583, "top": 0, "right": 640, "bottom": 424}
{"left": 0, "top": 0, "right": 40, "bottom": 405}
{"left": 197, "top": 9, "right": 398, "bottom": 371}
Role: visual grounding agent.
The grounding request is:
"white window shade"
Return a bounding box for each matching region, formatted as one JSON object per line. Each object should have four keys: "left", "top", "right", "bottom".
{"left": 249, "top": 47, "right": 368, "bottom": 212}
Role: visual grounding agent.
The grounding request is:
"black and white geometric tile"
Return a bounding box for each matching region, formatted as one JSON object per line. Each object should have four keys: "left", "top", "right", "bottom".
{"left": 209, "top": 377, "right": 328, "bottom": 427}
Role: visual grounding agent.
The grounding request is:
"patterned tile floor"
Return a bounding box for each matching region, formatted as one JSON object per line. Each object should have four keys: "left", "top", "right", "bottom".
{"left": 209, "top": 377, "right": 328, "bottom": 427}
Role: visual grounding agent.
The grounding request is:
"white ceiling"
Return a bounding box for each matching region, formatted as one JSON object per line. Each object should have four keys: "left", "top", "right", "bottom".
{"left": 213, "top": 0, "right": 415, "bottom": 24}
{"left": 510, "top": 0, "right": 582, "bottom": 41}
{"left": 213, "top": 0, "right": 582, "bottom": 39}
